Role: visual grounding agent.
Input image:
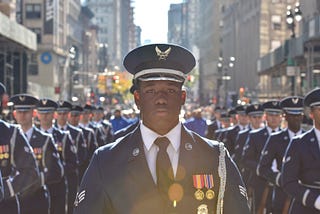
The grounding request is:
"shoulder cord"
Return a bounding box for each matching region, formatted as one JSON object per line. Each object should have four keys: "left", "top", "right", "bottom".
{"left": 61, "top": 133, "right": 68, "bottom": 161}
{"left": 10, "top": 127, "right": 18, "bottom": 168}
{"left": 217, "top": 142, "right": 226, "bottom": 214}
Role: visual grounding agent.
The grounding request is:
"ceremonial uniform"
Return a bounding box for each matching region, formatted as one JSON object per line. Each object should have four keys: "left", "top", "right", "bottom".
{"left": 282, "top": 88, "right": 320, "bottom": 213}
{"left": 70, "top": 105, "right": 98, "bottom": 180}
{"left": 234, "top": 104, "right": 264, "bottom": 168}
{"left": 92, "top": 106, "right": 114, "bottom": 145}
{"left": 0, "top": 120, "right": 40, "bottom": 213}
{"left": 242, "top": 101, "right": 282, "bottom": 213}
{"left": 205, "top": 106, "right": 222, "bottom": 140}
{"left": 74, "top": 125, "right": 250, "bottom": 214}
{"left": 38, "top": 98, "right": 77, "bottom": 214}
{"left": 224, "top": 105, "right": 248, "bottom": 157}
{"left": 258, "top": 96, "right": 304, "bottom": 213}
{"left": 56, "top": 100, "right": 88, "bottom": 214}
{"left": 19, "top": 126, "right": 64, "bottom": 214}
{"left": 74, "top": 43, "right": 250, "bottom": 214}
{"left": 10, "top": 94, "right": 64, "bottom": 214}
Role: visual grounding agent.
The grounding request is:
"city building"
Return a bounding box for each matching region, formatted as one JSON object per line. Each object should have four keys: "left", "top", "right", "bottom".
{"left": 0, "top": 0, "right": 36, "bottom": 96}
{"left": 257, "top": 0, "right": 320, "bottom": 100}
{"left": 86, "top": 0, "right": 137, "bottom": 71}
{"left": 222, "top": 0, "right": 298, "bottom": 103}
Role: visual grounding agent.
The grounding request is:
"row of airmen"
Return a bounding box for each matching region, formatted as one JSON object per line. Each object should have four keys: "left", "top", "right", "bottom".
{"left": 0, "top": 82, "right": 120, "bottom": 214}
{"left": 201, "top": 88, "right": 320, "bottom": 213}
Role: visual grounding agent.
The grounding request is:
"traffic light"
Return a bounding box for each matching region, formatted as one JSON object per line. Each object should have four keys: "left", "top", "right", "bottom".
{"left": 113, "top": 75, "right": 119, "bottom": 84}
{"left": 239, "top": 87, "right": 245, "bottom": 98}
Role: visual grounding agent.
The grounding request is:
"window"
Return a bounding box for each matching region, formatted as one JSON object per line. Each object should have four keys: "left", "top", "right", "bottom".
{"left": 26, "top": 4, "right": 41, "bottom": 19}
{"left": 271, "top": 15, "right": 281, "bottom": 30}
{"left": 30, "top": 28, "right": 42, "bottom": 43}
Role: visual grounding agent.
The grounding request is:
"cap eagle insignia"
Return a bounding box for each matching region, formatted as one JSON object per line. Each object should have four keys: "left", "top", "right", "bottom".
{"left": 41, "top": 99, "right": 48, "bottom": 105}
{"left": 292, "top": 97, "right": 299, "bottom": 104}
{"left": 19, "top": 96, "right": 26, "bottom": 101}
{"left": 155, "top": 46, "right": 171, "bottom": 60}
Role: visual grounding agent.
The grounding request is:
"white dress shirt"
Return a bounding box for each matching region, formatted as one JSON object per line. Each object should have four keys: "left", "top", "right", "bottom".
{"left": 140, "top": 122, "right": 181, "bottom": 184}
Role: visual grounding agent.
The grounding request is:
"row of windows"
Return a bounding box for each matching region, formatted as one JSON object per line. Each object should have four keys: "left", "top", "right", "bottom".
{"left": 26, "top": 4, "right": 41, "bottom": 19}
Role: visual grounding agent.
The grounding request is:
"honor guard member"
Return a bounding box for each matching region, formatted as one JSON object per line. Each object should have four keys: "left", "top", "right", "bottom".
{"left": 81, "top": 104, "right": 108, "bottom": 149}
{"left": 242, "top": 100, "right": 282, "bottom": 213}
{"left": 224, "top": 105, "right": 249, "bottom": 157}
{"left": 37, "top": 98, "right": 77, "bottom": 214}
{"left": 214, "top": 109, "right": 231, "bottom": 142}
{"left": 0, "top": 83, "right": 40, "bottom": 213}
{"left": 69, "top": 104, "right": 98, "bottom": 180}
{"left": 282, "top": 88, "right": 320, "bottom": 213}
{"left": 73, "top": 43, "right": 250, "bottom": 214}
{"left": 257, "top": 96, "right": 304, "bottom": 214}
{"left": 10, "top": 94, "right": 64, "bottom": 214}
{"left": 233, "top": 103, "right": 264, "bottom": 182}
{"left": 92, "top": 106, "right": 114, "bottom": 144}
{"left": 206, "top": 106, "right": 223, "bottom": 140}
{"left": 55, "top": 100, "right": 87, "bottom": 214}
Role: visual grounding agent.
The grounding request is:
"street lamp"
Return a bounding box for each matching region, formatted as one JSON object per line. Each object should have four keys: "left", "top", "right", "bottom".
{"left": 286, "top": 2, "right": 302, "bottom": 95}
{"left": 286, "top": 3, "right": 302, "bottom": 38}
{"left": 216, "top": 56, "right": 235, "bottom": 107}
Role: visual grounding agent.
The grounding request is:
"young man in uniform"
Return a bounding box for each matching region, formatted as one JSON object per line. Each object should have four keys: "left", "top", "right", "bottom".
{"left": 10, "top": 94, "right": 63, "bottom": 214}
{"left": 55, "top": 100, "right": 87, "bottom": 214}
{"left": 37, "top": 98, "right": 78, "bottom": 214}
{"left": 73, "top": 43, "right": 250, "bottom": 214}
{"left": 242, "top": 100, "right": 282, "bottom": 213}
{"left": 257, "top": 96, "right": 304, "bottom": 213}
{"left": 0, "top": 83, "right": 40, "bottom": 213}
{"left": 282, "top": 88, "right": 320, "bottom": 213}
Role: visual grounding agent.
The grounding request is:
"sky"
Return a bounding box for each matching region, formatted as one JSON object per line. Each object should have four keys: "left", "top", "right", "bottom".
{"left": 133, "top": 0, "right": 183, "bottom": 44}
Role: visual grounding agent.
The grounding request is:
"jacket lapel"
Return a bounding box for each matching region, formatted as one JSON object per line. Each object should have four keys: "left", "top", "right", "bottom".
{"left": 308, "top": 129, "right": 320, "bottom": 160}
{"left": 126, "top": 126, "right": 157, "bottom": 190}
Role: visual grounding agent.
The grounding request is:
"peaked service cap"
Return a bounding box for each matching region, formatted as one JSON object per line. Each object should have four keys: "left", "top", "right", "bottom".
{"left": 123, "top": 43, "right": 196, "bottom": 83}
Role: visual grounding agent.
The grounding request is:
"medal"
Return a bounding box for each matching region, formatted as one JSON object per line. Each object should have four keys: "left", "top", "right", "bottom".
{"left": 194, "top": 189, "right": 205, "bottom": 201}
{"left": 206, "top": 189, "right": 215, "bottom": 200}
{"left": 0, "top": 154, "right": 3, "bottom": 159}
{"left": 197, "top": 204, "right": 208, "bottom": 214}
{"left": 204, "top": 174, "right": 215, "bottom": 200}
{"left": 4, "top": 153, "right": 9, "bottom": 159}
{"left": 193, "top": 174, "right": 205, "bottom": 201}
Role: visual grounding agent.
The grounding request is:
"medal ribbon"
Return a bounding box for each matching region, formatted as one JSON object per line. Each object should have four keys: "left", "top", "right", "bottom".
{"left": 204, "top": 174, "right": 214, "bottom": 189}
{"left": 193, "top": 174, "right": 204, "bottom": 189}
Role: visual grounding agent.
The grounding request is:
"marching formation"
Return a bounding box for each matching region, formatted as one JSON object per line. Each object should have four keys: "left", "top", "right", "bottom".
{"left": 0, "top": 82, "right": 138, "bottom": 214}
{"left": 196, "top": 89, "right": 320, "bottom": 214}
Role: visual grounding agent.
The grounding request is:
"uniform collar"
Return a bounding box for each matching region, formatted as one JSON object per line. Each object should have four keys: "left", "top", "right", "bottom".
{"left": 140, "top": 122, "right": 181, "bottom": 152}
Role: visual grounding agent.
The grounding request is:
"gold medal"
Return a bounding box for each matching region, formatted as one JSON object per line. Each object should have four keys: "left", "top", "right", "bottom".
{"left": 0, "top": 154, "right": 3, "bottom": 159}
{"left": 4, "top": 153, "right": 9, "bottom": 159}
{"left": 197, "top": 204, "right": 208, "bottom": 214}
{"left": 206, "top": 189, "right": 215, "bottom": 200}
{"left": 194, "top": 189, "right": 205, "bottom": 201}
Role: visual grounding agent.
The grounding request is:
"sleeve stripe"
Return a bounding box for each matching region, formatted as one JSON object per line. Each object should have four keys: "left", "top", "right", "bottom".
{"left": 303, "top": 189, "right": 310, "bottom": 206}
{"left": 276, "top": 173, "right": 281, "bottom": 186}
{"left": 6, "top": 178, "right": 14, "bottom": 197}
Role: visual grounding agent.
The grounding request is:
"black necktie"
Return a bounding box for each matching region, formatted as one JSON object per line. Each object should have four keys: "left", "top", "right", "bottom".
{"left": 154, "top": 137, "right": 174, "bottom": 197}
